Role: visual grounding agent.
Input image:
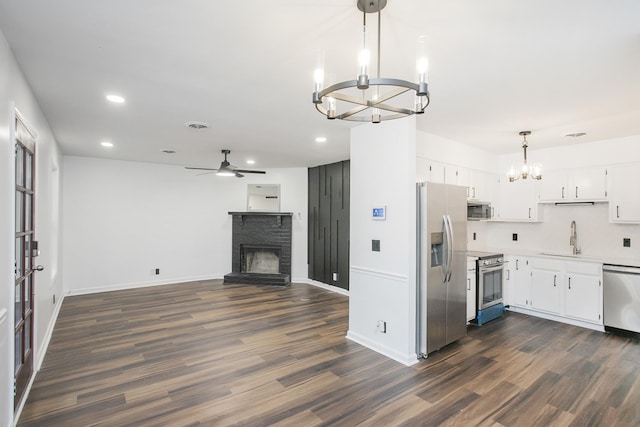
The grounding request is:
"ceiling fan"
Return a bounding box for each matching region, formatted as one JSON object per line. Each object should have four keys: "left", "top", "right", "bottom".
{"left": 185, "top": 149, "right": 266, "bottom": 178}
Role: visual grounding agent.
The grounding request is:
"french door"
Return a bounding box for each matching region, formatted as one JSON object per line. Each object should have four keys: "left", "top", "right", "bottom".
{"left": 14, "top": 114, "right": 36, "bottom": 409}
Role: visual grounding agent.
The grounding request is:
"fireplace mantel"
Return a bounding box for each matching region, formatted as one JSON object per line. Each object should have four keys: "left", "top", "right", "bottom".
{"left": 228, "top": 212, "right": 293, "bottom": 227}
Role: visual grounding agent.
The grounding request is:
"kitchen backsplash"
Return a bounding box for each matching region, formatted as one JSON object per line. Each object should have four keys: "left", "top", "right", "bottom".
{"left": 468, "top": 203, "right": 639, "bottom": 260}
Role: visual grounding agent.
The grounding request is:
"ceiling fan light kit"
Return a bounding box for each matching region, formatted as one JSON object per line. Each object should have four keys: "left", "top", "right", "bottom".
{"left": 312, "top": 0, "right": 430, "bottom": 123}
{"left": 508, "top": 131, "right": 542, "bottom": 182}
{"left": 185, "top": 149, "right": 266, "bottom": 178}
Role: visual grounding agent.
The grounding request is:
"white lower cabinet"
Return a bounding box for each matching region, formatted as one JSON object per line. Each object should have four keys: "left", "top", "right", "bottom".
{"left": 564, "top": 262, "right": 602, "bottom": 323}
{"left": 507, "top": 254, "right": 603, "bottom": 329}
{"left": 467, "top": 260, "right": 476, "bottom": 322}
{"left": 531, "top": 259, "right": 562, "bottom": 314}
{"left": 508, "top": 256, "right": 532, "bottom": 308}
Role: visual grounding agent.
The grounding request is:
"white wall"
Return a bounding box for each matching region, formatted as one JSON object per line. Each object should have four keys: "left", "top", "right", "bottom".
{"left": 347, "top": 117, "right": 418, "bottom": 366}
{"left": 417, "top": 130, "right": 499, "bottom": 173}
{"left": 0, "top": 28, "right": 63, "bottom": 426}
{"left": 62, "top": 156, "right": 308, "bottom": 295}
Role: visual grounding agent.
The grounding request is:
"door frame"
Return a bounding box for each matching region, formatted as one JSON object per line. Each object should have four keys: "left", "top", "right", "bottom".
{"left": 12, "top": 107, "right": 38, "bottom": 412}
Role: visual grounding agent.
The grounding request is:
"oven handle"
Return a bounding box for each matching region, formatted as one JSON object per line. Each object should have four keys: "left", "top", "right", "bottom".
{"left": 478, "top": 264, "right": 504, "bottom": 274}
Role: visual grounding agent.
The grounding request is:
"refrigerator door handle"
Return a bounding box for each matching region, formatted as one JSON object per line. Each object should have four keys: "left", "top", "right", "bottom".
{"left": 441, "top": 215, "right": 450, "bottom": 283}
{"left": 446, "top": 214, "right": 454, "bottom": 283}
{"left": 442, "top": 215, "right": 453, "bottom": 283}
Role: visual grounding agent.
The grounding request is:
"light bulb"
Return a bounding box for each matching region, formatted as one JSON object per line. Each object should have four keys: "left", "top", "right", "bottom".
{"left": 358, "top": 49, "right": 370, "bottom": 76}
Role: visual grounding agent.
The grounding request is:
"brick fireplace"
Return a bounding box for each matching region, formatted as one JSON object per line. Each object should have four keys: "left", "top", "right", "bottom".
{"left": 224, "top": 212, "right": 292, "bottom": 286}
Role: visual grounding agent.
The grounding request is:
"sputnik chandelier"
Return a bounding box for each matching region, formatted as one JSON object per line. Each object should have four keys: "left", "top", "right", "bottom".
{"left": 312, "top": 0, "right": 430, "bottom": 123}
{"left": 508, "top": 131, "right": 542, "bottom": 182}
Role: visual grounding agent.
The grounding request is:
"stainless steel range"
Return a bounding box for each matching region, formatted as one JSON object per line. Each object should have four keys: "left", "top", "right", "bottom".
{"left": 468, "top": 251, "right": 505, "bottom": 325}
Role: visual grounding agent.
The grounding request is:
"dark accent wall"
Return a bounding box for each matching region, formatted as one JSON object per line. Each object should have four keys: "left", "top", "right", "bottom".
{"left": 308, "top": 160, "right": 350, "bottom": 290}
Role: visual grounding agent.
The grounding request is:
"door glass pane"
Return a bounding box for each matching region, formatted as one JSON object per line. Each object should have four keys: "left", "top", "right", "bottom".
{"left": 15, "top": 283, "right": 23, "bottom": 324}
{"left": 15, "top": 331, "right": 22, "bottom": 374}
{"left": 16, "top": 146, "right": 24, "bottom": 187}
{"left": 15, "top": 191, "right": 23, "bottom": 232}
{"left": 25, "top": 152, "right": 33, "bottom": 190}
{"left": 15, "top": 238, "right": 24, "bottom": 279}
{"left": 24, "top": 236, "right": 31, "bottom": 273}
{"left": 25, "top": 275, "right": 32, "bottom": 310}
{"left": 25, "top": 193, "right": 32, "bottom": 231}
{"left": 25, "top": 317, "right": 32, "bottom": 352}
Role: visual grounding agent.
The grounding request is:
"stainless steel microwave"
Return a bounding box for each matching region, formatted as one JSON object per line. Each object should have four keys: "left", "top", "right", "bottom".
{"left": 467, "top": 202, "right": 492, "bottom": 220}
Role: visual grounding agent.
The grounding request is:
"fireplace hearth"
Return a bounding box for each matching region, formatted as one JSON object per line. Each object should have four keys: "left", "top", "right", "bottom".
{"left": 224, "top": 212, "right": 292, "bottom": 286}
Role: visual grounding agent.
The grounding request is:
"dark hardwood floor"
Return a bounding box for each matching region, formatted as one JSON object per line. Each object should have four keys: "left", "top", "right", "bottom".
{"left": 18, "top": 280, "right": 640, "bottom": 426}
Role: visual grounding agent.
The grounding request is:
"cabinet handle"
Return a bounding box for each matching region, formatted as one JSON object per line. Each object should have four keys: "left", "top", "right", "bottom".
{"left": 473, "top": 187, "right": 476, "bottom": 198}
{"left": 467, "top": 278, "right": 471, "bottom": 291}
{"left": 562, "top": 187, "right": 565, "bottom": 199}
{"left": 528, "top": 208, "right": 532, "bottom": 219}
{"left": 617, "top": 205, "right": 620, "bottom": 218}
{"left": 568, "top": 277, "right": 571, "bottom": 290}
{"left": 516, "top": 259, "right": 519, "bottom": 270}
{"left": 576, "top": 186, "right": 579, "bottom": 198}
{"left": 507, "top": 269, "right": 511, "bottom": 280}
{"left": 553, "top": 275, "right": 556, "bottom": 287}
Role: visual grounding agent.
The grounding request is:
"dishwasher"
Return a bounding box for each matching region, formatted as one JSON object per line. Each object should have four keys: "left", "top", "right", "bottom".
{"left": 603, "top": 264, "right": 640, "bottom": 335}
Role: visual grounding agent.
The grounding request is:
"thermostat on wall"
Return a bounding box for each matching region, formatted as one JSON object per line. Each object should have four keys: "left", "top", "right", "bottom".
{"left": 372, "top": 206, "right": 386, "bottom": 220}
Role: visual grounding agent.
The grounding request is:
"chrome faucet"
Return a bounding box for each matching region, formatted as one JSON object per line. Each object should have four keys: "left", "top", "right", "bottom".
{"left": 569, "top": 220, "right": 581, "bottom": 255}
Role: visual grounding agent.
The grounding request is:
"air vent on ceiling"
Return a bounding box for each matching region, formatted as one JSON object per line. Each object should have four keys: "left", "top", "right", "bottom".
{"left": 185, "top": 121, "right": 209, "bottom": 130}
{"left": 161, "top": 149, "right": 176, "bottom": 154}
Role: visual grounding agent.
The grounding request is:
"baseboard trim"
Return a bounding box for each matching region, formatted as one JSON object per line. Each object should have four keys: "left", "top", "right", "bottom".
{"left": 346, "top": 330, "right": 418, "bottom": 367}
{"left": 296, "top": 278, "right": 349, "bottom": 296}
{"left": 66, "top": 275, "right": 224, "bottom": 296}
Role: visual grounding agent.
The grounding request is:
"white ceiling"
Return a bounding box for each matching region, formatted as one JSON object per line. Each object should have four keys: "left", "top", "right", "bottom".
{"left": 0, "top": 0, "right": 639, "bottom": 170}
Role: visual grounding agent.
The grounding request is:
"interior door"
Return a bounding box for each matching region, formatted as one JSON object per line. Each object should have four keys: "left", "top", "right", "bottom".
{"left": 14, "top": 114, "right": 36, "bottom": 410}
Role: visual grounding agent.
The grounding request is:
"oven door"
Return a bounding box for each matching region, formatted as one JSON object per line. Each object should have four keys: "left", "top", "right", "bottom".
{"left": 478, "top": 264, "right": 504, "bottom": 310}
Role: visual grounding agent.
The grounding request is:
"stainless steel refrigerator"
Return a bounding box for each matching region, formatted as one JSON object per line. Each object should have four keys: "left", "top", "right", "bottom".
{"left": 417, "top": 182, "right": 468, "bottom": 357}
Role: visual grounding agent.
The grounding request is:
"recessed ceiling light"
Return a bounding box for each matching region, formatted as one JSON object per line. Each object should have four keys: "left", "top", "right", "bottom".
{"left": 565, "top": 132, "right": 587, "bottom": 138}
{"left": 100, "top": 141, "right": 114, "bottom": 148}
{"left": 315, "top": 137, "right": 327, "bottom": 143}
{"left": 106, "top": 94, "right": 125, "bottom": 103}
{"left": 246, "top": 159, "right": 255, "bottom": 165}
{"left": 185, "top": 121, "right": 209, "bottom": 130}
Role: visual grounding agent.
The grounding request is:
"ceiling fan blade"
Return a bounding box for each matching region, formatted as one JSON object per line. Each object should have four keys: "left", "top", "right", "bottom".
{"left": 235, "top": 169, "right": 266, "bottom": 174}
{"left": 185, "top": 166, "right": 218, "bottom": 171}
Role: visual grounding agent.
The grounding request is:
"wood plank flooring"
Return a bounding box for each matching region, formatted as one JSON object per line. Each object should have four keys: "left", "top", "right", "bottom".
{"left": 18, "top": 280, "right": 640, "bottom": 426}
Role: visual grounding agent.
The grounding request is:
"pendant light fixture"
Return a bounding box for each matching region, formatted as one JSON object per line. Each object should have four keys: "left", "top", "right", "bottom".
{"left": 312, "top": 0, "right": 430, "bottom": 123}
{"left": 508, "top": 131, "right": 542, "bottom": 182}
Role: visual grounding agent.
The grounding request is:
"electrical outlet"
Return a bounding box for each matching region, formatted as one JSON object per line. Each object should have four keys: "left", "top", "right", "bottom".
{"left": 377, "top": 320, "right": 387, "bottom": 333}
{"left": 332, "top": 272, "right": 339, "bottom": 281}
{"left": 512, "top": 233, "right": 518, "bottom": 241}
{"left": 473, "top": 232, "right": 477, "bottom": 241}
{"left": 155, "top": 268, "right": 160, "bottom": 275}
{"left": 372, "top": 239, "right": 381, "bottom": 252}
{"left": 623, "top": 238, "right": 631, "bottom": 247}
{"left": 52, "top": 294, "right": 56, "bottom": 304}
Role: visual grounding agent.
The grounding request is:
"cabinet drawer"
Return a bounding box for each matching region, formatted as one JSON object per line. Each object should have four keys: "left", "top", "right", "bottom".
{"left": 566, "top": 261, "right": 601, "bottom": 275}
{"left": 531, "top": 258, "right": 563, "bottom": 271}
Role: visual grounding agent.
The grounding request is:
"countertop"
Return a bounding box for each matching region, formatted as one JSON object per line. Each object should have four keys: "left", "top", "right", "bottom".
{"left": 470, "top": 248, "right": 640, "bottom": 268}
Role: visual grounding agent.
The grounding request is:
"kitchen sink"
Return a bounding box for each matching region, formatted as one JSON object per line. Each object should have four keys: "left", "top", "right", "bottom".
{"left": 539, "top": 252, "right": 582, "bottom": 258}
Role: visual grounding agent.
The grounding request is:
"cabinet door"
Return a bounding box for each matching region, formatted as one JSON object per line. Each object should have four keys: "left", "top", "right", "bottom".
{"left": 573, "top": 167, "right": 607, "bottom": 201}
{"left": 609, "top": 164, "right": 640, "bottom": 223}
{"left": 565, "top": 273, "right": 602, "bottom": 323}
{"left": 538, "top": 170, "right": 568, "bottom": 201}
{"left": 498, "top": 178, "right": 538, "bottom": 221}
{"left": 531, "top": 269, "right": 561, "bottom": 314}
{"left": 512, "top": 257, "right": 531, "bottom": 307}
{"left": 466, "top": 269, "right": 476, "bottom": 322}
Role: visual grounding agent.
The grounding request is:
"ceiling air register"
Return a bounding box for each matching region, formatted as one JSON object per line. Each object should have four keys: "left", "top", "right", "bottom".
{"left": 312, "top": 0, "right": 430, "bottom": 123}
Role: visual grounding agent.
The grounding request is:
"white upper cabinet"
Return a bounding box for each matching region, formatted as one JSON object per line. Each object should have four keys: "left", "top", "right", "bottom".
{"left": 538, "top": 167, "right": 607, "bottom": 202}
{"left": 608, "top": 164, "right": 640, "bottom": 223}
{"left": 497, "top": 177, "right": 539, "bottom": 222}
